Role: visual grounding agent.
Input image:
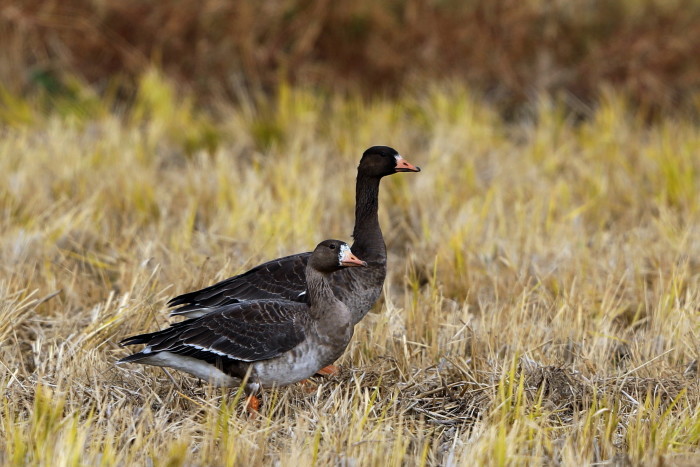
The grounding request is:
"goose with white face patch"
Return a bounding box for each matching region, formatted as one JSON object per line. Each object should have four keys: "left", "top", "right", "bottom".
{"left": 117, "top": 240, "right": 367, "bottom": 391}
{"left": 168, "top": 146, "right": 421, "bottom": 326}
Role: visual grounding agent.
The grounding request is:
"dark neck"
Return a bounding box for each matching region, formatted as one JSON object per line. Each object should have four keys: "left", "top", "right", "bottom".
{"left": 351, "top": 174, "right": 386, "bottom": 260}
{"left": 306, "top": 267, "right": 340, "bottom": 320}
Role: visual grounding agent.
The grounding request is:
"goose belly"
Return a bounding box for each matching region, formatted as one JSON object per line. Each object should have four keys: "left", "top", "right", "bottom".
{"left": 252, "top": 335, "right": 350, "bottom": 387}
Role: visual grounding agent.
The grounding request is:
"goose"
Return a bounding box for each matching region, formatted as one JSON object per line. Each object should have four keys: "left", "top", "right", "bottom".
{"left": 168, "top": 146, "right": 420, "bottom": 325}
{"left": 117, "top": 240, "right": 367, "bottom": 396}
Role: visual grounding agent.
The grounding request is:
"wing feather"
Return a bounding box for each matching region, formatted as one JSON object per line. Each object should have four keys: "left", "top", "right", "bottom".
{"left": 168, "top": 252, "right": 311, "bottom": 316}
{"left": 119, "top": 300, "right": 309, "bottom": 363}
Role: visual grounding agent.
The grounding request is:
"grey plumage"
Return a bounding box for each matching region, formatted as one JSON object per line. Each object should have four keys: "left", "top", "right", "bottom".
{"left": 118, "top": 240, "right": 366, "bottom": 390}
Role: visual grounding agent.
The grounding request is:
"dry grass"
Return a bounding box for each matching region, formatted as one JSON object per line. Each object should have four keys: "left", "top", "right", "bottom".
{"left": 1, "top": 76, "right": 700, "bottom": 465}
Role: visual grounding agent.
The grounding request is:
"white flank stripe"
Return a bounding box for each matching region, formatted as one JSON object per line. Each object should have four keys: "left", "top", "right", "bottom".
{"left": 184, "top": 343, "right": 255, "bottom": 362}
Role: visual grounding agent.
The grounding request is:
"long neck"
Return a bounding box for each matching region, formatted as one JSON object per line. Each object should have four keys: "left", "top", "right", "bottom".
{"left": 351, "top": 174, "right": 385, "bottom": 261}
{"left": 306, "top": 267, "right": 341, "bottom": 320}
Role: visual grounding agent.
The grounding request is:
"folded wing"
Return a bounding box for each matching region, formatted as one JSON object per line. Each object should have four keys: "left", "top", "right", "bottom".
{"left": 168, "top": 252, "right": 311, "bottom": 317}
{"left": 120, "top": 299, "right": 309, "bottom": 364}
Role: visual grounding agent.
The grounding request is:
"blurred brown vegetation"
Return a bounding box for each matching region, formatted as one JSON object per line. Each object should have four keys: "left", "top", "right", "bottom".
{"left": 2, "top": 0, "right": 699, "bottom": 114}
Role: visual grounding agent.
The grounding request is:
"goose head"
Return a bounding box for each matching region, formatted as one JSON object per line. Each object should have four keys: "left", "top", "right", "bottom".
{"left": 358, "top": 146, "right": 421, "bottom": 178}
{"left": 309, "top": 240, "right": 367, "bottom": 273}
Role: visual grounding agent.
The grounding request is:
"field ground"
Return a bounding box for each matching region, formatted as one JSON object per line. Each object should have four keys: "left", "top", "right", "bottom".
{"left": 1, "top": 78, "right": 700, "bottom": 465}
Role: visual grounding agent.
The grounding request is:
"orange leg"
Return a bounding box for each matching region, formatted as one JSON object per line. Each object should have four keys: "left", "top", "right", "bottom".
{"left": 299, "top": 378, "right": 319, "bottom": 393}
{"left": 245, "top": 395, "right": 260, "bottom": 416}
{"left": 315, "top": 365, "right": 340, "bottom": 376}
{"left": 297, "top": 365, "right": 340, "bottom": 392}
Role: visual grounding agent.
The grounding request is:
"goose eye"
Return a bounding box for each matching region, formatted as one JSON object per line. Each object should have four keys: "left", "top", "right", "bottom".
{"left": 329, "top": 244, "right": 336, "bottom": 250}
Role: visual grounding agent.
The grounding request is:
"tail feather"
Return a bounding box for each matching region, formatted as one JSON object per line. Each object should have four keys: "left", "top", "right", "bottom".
{"left": 117, "top": 322, "right": 191, "bottom": 364}
{"left": 116, "top": 351, "right": 150, "bottom": 364}
{"left": 169, "top": 305, "right": 218, "bottom": 318}
{"left": 117, "top": 331, "right": 161, "bottom": 364}
{"left": 119, "top": 332, "right": 158, "bottom": 347}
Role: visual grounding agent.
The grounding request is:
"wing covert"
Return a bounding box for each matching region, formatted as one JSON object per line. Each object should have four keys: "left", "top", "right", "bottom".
{"left": 168, "top": 252, "right": 311, "bottom": 315}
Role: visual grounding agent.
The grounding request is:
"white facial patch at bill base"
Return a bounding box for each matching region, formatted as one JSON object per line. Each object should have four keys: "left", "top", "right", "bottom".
{"left": 338, "top": 243, "right": 352, "bottom": 265}
{"left": 394, "top": 154, "right": 404, "bottom": 163}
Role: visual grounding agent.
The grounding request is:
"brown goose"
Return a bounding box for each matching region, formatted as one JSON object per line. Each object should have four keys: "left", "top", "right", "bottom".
{"left": 169, "top": 146, "right": 420, "bottom": 325}
{"left": 117, "top": 240, "right": 367, "bottom": 391}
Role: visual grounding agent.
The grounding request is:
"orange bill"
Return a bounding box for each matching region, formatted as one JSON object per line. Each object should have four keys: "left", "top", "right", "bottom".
{"left": 395, "top": 155, "right": 421, "bottom": 172}
{"left": 340, "top": 245, "right": 368, "bottom": 267}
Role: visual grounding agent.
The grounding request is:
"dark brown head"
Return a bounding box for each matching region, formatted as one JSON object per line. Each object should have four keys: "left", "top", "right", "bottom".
{"left": 309, "top": 239, "right": 367, "bottom": 273}
{"left": 357, "top": 146, "right": 421, "bottom": 178}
